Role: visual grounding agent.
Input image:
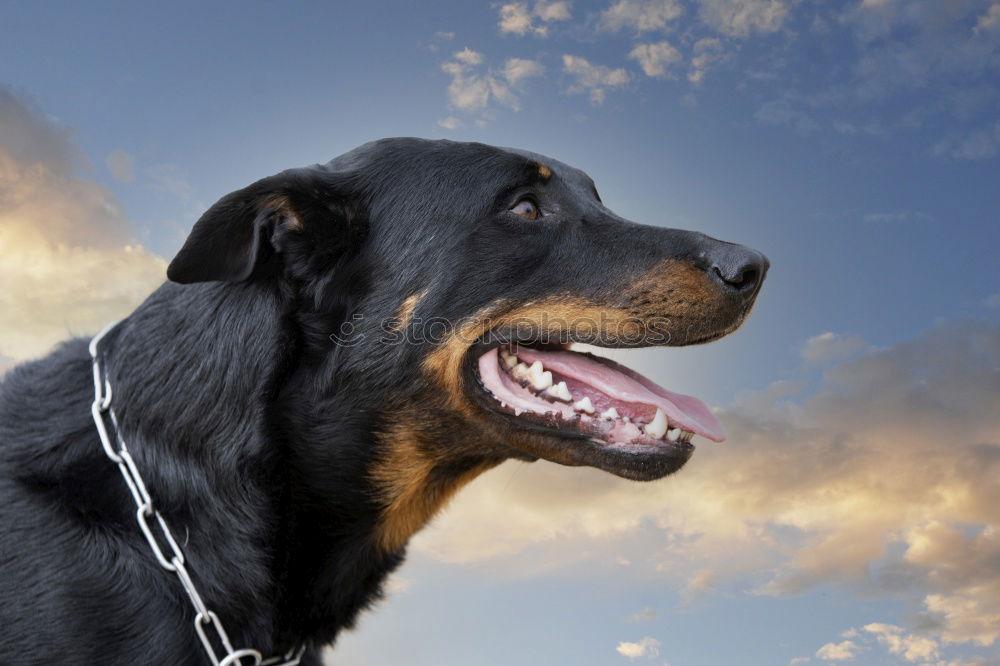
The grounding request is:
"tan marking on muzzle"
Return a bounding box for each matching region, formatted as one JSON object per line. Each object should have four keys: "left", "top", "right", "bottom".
{"left": 421, "top": 259, "right": 722, "bottom": 409}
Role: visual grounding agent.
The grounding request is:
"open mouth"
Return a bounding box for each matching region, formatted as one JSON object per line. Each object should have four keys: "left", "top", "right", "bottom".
{"left": 468, "top": 342, "right": 726, "bottom": 480}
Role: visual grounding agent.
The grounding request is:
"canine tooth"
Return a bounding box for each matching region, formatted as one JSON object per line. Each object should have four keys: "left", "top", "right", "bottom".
{"left": 573, "top": 396, "right": 595, "bottom": 414}
{"left": 666, "top": 427, "right": 680, "bottom": 442}
{"left": 545, "top": 381, "right": 572, "bottom": 401}
{"left": 600, "top": 407, "right": 619, "bottom": 419}
{"left": 526, "top": 361, "right": 552, "bottom": 390}
{"left": 645, "top": 408, "right": 668, "bottom": 438}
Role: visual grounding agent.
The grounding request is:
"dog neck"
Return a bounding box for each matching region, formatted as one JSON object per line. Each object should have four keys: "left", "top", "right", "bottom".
{"left": 101, "top": 279, "right": 494, "bottom": 649}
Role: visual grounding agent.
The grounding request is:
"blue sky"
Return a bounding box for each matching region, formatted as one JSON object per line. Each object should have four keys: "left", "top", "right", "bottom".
{"left": 2, "top": 1, "right": 999, "bottom": 664}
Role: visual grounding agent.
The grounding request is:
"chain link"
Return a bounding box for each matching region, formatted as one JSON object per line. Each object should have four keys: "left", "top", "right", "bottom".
{"left": 89, "top": 322, "right": 306, "bottom": 666}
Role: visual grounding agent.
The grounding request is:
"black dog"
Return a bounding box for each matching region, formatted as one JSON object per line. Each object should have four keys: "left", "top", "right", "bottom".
{"left": 0, "top": 138, "right": 767, "bottom": 665}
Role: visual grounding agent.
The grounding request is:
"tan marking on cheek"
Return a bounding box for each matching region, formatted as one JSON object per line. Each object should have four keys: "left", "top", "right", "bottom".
{"left": 537, "top": 163, "right": 552, "bottom": 180}
{"left": 393, "top": 289, "right": 427, "bottom": 331}
{"left": 371, "top": 423, "right": 497, "bottom": 553}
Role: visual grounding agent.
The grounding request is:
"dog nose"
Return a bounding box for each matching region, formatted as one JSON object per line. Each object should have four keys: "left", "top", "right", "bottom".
{"left": 704, "top": 242, "right": 769, "bottom": 294}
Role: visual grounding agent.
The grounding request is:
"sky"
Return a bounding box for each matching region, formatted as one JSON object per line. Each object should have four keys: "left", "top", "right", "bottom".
{"left": 1, "top": 1, "right": 999, "bottom": 664}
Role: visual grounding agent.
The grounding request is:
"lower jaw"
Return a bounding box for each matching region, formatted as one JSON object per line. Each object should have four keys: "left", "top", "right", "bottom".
{"left": 495, "top": 415, "right": 695, "bottom": 481}
{"left": 465, "top": 357, "right": 696, "bottom": 481}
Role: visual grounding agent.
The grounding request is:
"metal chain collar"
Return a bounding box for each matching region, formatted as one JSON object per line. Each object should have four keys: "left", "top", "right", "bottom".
{"left": 89, "top": 322, "right": 306, "bottom": 666}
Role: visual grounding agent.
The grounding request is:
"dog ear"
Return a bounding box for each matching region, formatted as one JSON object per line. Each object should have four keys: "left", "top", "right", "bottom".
{"left": 167, "top": 167, "right": 353, "bottom": 284}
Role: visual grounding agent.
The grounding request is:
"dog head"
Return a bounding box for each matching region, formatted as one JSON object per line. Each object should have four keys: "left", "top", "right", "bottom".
{"left": 167, "top": 138, "right": 768, "bottom": 550}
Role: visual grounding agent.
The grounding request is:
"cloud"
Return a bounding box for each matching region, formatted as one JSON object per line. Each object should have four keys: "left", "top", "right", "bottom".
{"left": 933, "top": 121, "right": 1000, "bottom": 161}
{"left": 437, "top": 116, "right": 461, "bottom": 130}
{"left": 629, "top": 41, "right": 682, "bottom": 78}
{"left": 679, "top": 568, "right": 718, "bottom": 604}
{"left": 0, "top": 87, "right": 166, "bottom": 362}
{"left": 498, "top": 1, "right": 571, "bottom": 37}
{"left": 815, "top": 639, "right": 860, "bottom": 661}
{"left": 628, "top": 607, "right": 657, "bottom": 622}
{"left": 145, "top": 162, "right": 195, "bottom": 200}
{"left": 688, "top": 37, "right": 725, "bottom": 83}
{"left": 863, "top": 623, "right": 941, "bottom": 662}
{"left": 789, "top": 658, "right": 811, "bottom": 665}
{"left": 562, "top": 54, "right": 631, "bottom": 104}
{"left": 105, "top": 149, "right": 135, "bottom": 182}
{"left": 441, "top": 49, "right": 544, "bottom": 116}
{"left": 616, "top": 636, "right": 661, "bottom": 659}
{"left": 754, "top": 98, "right": 819, "bottom": 135}
{"left": 504, "top": 57, "right": 546, "bottom": 86}
{"left": 862, "top": 211, "right": 934, "bottom": 224}
{"left": 975, "top": 3, "right": 1000, "bottom": 33}
{"left": 414, "top": 321, "right": 1000, "bottom": 653}
{"left": 800, "top": 332, "right": 870, "bottom": 365}
{"left": 600, "top": 0, "right": 684, "bottom": 33}
{"left": 698, "top": 0, "right": 794, "bottom": 38}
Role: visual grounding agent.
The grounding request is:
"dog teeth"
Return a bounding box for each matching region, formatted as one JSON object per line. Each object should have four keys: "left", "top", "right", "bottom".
{"left": 573, "top": 396, "right": 595, "bottom": 414}
{"left": 600, "top": 407, "right": 619, "bottom": 419}
{"left": 526, "top": 361, "right": 553, "bottom": 390}
{"left": 545, "top": 381, "right": 572, "bottom": 401}
{"left": 500, "top": 348, "right": 518, "bottom": 369}
{"left": 666, "top": 427, "right": 681, "bottom": 442}
{"left": 645, "top": 408, "right": 668, "bottom": 438}
{"left": 512, "top": 362, "right": 531, "bottom": 380}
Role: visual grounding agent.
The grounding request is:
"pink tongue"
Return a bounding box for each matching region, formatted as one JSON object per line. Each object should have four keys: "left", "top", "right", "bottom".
{"left": 516, "top": 348, "right": 726, "bottom": 442}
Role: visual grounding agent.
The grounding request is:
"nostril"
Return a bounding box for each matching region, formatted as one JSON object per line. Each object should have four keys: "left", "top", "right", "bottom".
{"left": 711, "top": 258, "right": 764, "bottom": 292}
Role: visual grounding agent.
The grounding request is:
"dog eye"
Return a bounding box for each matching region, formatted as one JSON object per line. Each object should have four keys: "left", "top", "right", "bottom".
{"left": 510, "top": 198, "right": 539, "bottom": 220}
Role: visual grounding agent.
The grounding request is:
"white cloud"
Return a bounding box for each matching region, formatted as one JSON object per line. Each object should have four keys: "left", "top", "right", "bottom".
{"left": 789, "top": 658, "right": 811, "bottom": 665}
{"left": 628, "top": 607, "right": 657, "bottom": 622}
{"left": 601, "top": 0, "right": 684, "bottom": 33}
{"left": 815, "top": 640, "right": 861, "bottom": 661}
{"left": 629, "top": 41, "right": 682, "bottom": 78}
{"left": 562, "top": 54, "right": 631, "bottom": 104}
{"left": 863, "top": 623, "right": 941, "bottom": 662}
{"left": 933, "top": 121, "right": 1000, "bottom": 161}
{"left": 441, "top": 50, "right": 544, "bottom": 115}
{"left": 975, "top": 3, "right": 1000, "bottom": 33}
{"left": 105, "top": 149, "right": 135, "bottom": 182}
{"left": 504, "top": 57, "right": 546, "bottom": 86}
{"left": 862, "top": 211, "right": 934, "bottom": 224}
{"left": 698, "top": 0, "right": 794, "bottom": 38}
{"left": 688, "top": 37, "right": 725, "bottom": 83}
{"left": 0, "top": 88, "right": 166, "bottom": 362}
{"left": 754, "top": 98, "right": 820, "bottom": 135}
{"left": 498, "top": 0, "right": 571, "bottom": 37}
{"left": 535, "top": 0, "right": 571, "bottom": 22}
{"left": 616, "top": 636, "right": 661, "bottom": 659}
{"left": 800, "top": 332, "right": 869, "bottom": 365}
{"left": 437, "top": 116, "right": 461, "bottom": 130}
{"left": 453, "top": 47, "right": 483, "bottom": 66}
{"left": 145, "top": 163, "right": 195, "bottom": 201}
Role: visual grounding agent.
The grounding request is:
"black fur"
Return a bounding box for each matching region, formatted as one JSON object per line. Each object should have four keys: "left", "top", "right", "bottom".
{"left": 0, "top": 138, "right": 767, "bottom": 664}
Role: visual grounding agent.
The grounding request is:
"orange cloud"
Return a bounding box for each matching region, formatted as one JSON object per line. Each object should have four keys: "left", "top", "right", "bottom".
{"left": 0, "top": 89, "right": 165, "bottom": 362}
